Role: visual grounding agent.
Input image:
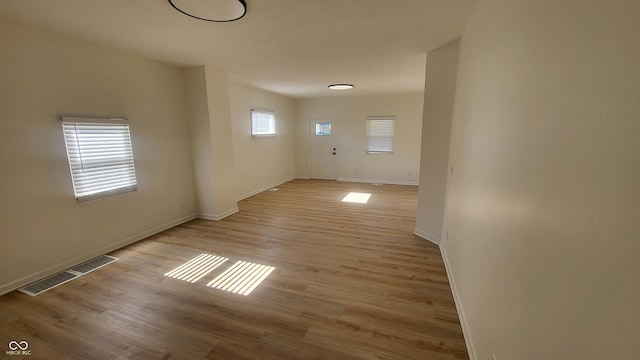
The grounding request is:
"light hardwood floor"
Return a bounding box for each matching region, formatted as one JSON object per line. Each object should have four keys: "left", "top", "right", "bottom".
{"left": 0, "top": 179, "right": 468, "bottom": 359}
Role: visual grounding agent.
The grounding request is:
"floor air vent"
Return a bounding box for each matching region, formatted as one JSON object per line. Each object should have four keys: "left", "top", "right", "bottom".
{"left": 70, "top": 255, "right": 118, "bottom": 274}
{"left": 18, "top": 271, "right": 79, "bottom": 296}
{"left": 18, "top": 255, "right": 118, "bottom": 296}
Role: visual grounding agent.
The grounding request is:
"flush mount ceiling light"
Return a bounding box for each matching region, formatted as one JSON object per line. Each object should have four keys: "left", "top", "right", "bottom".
{"left": 168, "top": 0, "right": 247, "bottom": 22}
{"left": 328, "top": 84, "right": 355, "bottom": 90}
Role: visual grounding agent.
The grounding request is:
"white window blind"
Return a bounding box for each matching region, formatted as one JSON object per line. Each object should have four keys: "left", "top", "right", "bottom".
{"left": 61, "top": 117, "right": 138, "bottom": 201}
{"left": 251, "top": 110, "right": 276, "bottom": 136}
{"left": 366, "top": 117, "right": 395, "bottom": 154}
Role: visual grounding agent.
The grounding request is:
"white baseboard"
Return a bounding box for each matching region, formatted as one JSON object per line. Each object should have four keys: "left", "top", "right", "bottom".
{"left": 0, "top": 213, "right": 198, "bottom": 296}
{"left": 440, "top": 243, "right": 477, "bottom": 360}
{"left": 296, "top": 175, "right": 310, "bottom": 180}
{"left": 337, "top": 177, "right": 419, "bottom": 186}
{"left": 198, "top": 207, "right": 239, "bottom": 221}
{"left": 236, "top": 177, "right": 294, "bottom": 201}
{"left": 413, "top": 228, "right": 441, "bottom": 245}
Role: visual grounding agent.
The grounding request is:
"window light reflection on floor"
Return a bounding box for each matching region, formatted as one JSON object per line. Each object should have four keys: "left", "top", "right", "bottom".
{"left": 342, "top": 192, "right": 372, "bottom": 204}
{"left": 164, "top": 253, "right": 229, "bottom": 283}
{"left": 207, "top": 260, "right": 275, "bottom": 296}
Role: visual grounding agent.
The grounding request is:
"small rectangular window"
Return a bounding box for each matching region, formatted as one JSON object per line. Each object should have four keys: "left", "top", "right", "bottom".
{"left": 315, "top": 122, "right": 332, "bottom": 136}
{"left": 366, "top": 117, "right": 395, "bottom": 154}
{"left": 251, "top": 110, "right": 276, "bottom": 136}
{"left": 61, "top": 117, "right": 138, "bottom": 201}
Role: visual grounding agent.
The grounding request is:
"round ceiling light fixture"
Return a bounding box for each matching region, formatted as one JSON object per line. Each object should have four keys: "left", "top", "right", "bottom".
{"left": 328, "top": 84, "right": 355, "bottom": 90}
{"left": 168, "top": 0, "right": 247, "bottom": 22}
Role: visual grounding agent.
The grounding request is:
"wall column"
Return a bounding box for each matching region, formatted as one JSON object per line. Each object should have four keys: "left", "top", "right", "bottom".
{"left": 414, "top": 40, "right": 460, "bottom": 244}
{"left": 184, "top": 66, "right": 238, "bottom": 220}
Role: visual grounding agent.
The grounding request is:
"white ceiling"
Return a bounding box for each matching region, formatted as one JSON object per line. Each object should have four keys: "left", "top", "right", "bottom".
{"left": 0, "top": 0, "right": 478, "bottom": 98}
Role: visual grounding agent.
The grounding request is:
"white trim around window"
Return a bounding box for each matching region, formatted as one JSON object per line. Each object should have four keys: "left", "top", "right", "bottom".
{"left": 61, "top": 116, "right": 138, "bottom": 202}
{"left": 251, "top": 109, "right": 276, "bottom": 137}
{"left": 366, "top": 116, "right": 395, "bottom": 154}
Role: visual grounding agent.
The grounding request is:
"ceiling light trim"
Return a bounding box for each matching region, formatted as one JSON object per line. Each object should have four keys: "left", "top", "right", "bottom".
{"left": 168, "top": 0, "right": 247, "bottom": 22}
{"left": 328, "top": 84, "right": 355, "bottom": 90}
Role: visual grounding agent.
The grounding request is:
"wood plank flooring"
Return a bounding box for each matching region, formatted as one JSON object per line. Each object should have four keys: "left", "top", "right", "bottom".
{"left": 0, "top": 179, "right": 468, "bottom": 360}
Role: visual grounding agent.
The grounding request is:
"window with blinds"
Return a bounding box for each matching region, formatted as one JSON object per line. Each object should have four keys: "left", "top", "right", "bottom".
{"left": 366, "top": 117, "right": 395, "bottom": 154}
{"left": 61, "top": 117, "right": 138, "bottom": 202}
{"left": 251, "top": 110, "right": 276, "bottom": 136}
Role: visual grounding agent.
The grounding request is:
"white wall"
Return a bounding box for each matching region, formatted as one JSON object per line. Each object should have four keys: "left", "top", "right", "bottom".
{"left": 229, "top": 81, "right": 296, "bottom": 200}
{"left": 443, "top": 0, "right": 640, "bottom": 359}
{"left": 415, "top": 40, "right": 459, "bottom": 244}
{"left": 0, "top": 19, "right": 197, "bottom": 294}
{"left": 295, "top": 93, "right": 423, "bottom": 184}
{"left": 185, "top": 71, "right": 296, "bottom": 217}
{"left": 183, "top": 67, "right": 217, "bottom": 217}
{"left": 183, "top": 66, "right": 239, "bottom": 220}
{"left": 202, "top": 66, "right": 238, "bottom": 219}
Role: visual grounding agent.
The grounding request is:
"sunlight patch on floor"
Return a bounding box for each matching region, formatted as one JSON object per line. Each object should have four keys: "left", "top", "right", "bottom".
{"left": 342, "top": 192, "right": 372, "bottom": 204}
{"left": 207, "top": 260, "right": 275, "bottom": 296}
{"left": 164, "top": 253, "right": 229, "bottom": 283}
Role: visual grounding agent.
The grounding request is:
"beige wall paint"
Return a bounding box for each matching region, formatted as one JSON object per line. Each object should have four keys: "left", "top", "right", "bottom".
{"left": 0, "top": 19, "right": 197, "bottom": 294}
{"left": 229, "top": 81, "right": 296, "bottom": 200}
{"left": 183, "top": 66, "right": 238, "bottom": 220}
{"left": 415, "top": 40, "right": 460, "bottom": 244}
{"left": 295, "top": 93, "right": 424, "bottom": 184}
{"left": 183, "top": 67, "right": 217, "bottom": 216}
{"left": 444, "top": 0, "right": 640, "bottom": 359}
{"left": 204, "top": 67, "right": 238, "bottom": 218}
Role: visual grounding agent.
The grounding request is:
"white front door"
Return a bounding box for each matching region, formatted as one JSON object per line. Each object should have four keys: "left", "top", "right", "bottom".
{"left": 309, "top": 120, "right": 337, "bottom": 180}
